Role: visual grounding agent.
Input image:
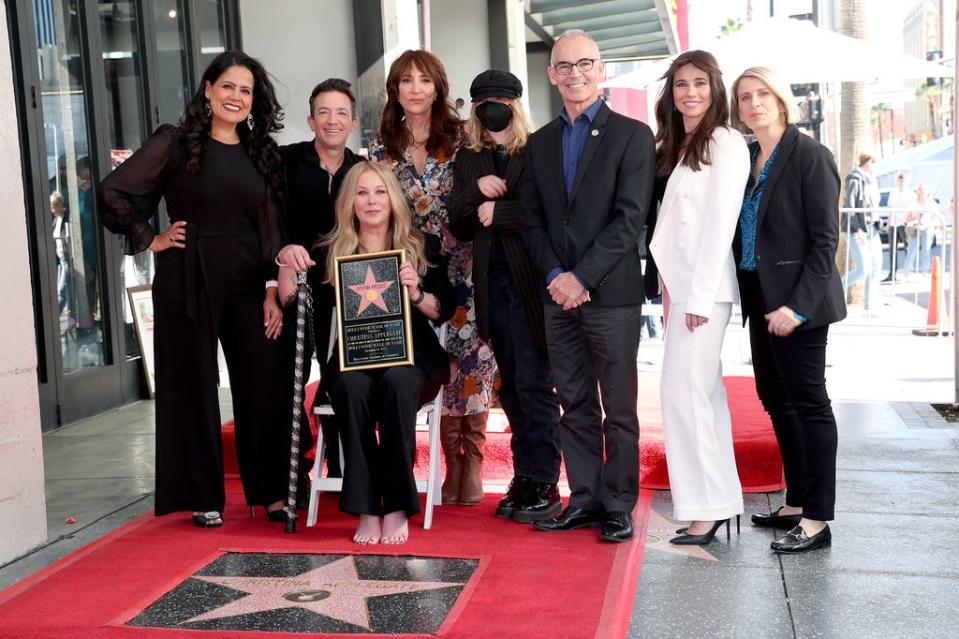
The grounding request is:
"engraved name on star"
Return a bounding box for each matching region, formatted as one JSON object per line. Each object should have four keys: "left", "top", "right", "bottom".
{"left": 347, "top": 266, "right": 395, "bottom": 316}
{"left": 181, "top": 556, "right": 461, "bottom": 631}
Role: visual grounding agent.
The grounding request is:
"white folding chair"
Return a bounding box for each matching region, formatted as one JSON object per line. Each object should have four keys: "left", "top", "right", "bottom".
{"left": 306, "top": 309, "right": 446, "bottom": 530}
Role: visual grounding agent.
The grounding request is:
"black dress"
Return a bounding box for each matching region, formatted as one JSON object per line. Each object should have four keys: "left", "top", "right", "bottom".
{"left": 98, "top": 124, "right": 289, "bottom": 515}
{"left": 323, "top": 235, "right": 455, "bottom": 516}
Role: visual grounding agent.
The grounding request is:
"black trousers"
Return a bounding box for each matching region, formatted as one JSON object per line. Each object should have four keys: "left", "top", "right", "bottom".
{"left": 153, "top": 244, "right": 290, "bottom": 515}
{"left": 487, "top": 270, "right": 562, "bottom": 483}
{"left": 544, "top": 303, "right": 641, "bottom": 512}
{"left": 329, "top": 366, "right": 440, "bottom": 516}
{"left": 740, "top": 271, "right": 838, "bottom": 521}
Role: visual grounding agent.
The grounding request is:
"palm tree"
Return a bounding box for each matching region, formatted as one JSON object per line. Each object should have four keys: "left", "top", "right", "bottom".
{"left": 719, "top": 17, "right": 743, "bottom": 37}
{"left": 839, "top": 0, "right": 869, "bottom": 176}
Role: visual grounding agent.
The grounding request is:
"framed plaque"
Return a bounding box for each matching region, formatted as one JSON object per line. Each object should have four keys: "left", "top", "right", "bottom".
{"left": 333, "top": 249, "right": 414, "bottom": 371}
{"left": 127, "top": 285, "right": 156, "bottom": 398}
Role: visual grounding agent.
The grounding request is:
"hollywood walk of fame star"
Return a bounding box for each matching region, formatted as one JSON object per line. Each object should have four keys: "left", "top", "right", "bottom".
{"left": 347, "top": 266, "right": 395, "bottom": 316}
{"left": 181, "top": 556, "right": 461, "bottom": 631}
{"left": 643, "top": 507, "right": 760, "bottom": 562}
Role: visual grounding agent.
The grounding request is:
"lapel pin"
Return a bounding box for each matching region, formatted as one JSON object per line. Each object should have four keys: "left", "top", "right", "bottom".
{"left": 591, "top": 129, "right": 599, "bottom": 137}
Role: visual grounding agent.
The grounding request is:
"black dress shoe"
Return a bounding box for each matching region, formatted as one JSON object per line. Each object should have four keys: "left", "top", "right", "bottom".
{"left": 601, "top": 511, "right": 633, "bottom": 542}
{"left": 751, "top": 506, "right": 803, "bottom": 529}
{"left": 532, "top": 506, "right": 604, "bottom": 532}
{"left": 496, "top": 477, "right": 533, "bottom": 519}
{"left": 266, "top": 507, "right": 292, "bottom": 524}
{"left": 511, "top": 481, "right": 563, "bottom": 523}
{"left": 771, "top": 524, "right": 831, "bottom": 554}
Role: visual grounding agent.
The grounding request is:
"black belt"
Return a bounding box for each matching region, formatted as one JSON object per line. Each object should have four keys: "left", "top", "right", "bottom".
{"left": 183, "top": 222, "right": 257, "bottom": 323}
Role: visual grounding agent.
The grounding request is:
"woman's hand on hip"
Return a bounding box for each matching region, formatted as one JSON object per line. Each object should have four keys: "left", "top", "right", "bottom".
{"left": 764, "top": 305, "right": 801, "bottom": 337}
{"left": 263, "top": 291, "right": 283, "bottom": 340}
{"left": 149, "top": 220, "right": 186, "bottom": 252}
{"left": 685, "top": 313, "right": 708, "bottom": 332}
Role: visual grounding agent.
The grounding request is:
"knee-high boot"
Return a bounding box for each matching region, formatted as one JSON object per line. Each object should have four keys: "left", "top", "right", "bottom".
{"left": 458, "top": 412, "right": 488, "bottom": 505}
{"left": 440, "top": 416, "right": 465, "bottom": 505}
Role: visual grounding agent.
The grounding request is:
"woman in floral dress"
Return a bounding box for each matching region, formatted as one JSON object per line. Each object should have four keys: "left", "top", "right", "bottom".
{"left": 369, "top": 49, "right": 496, "bottom": 506}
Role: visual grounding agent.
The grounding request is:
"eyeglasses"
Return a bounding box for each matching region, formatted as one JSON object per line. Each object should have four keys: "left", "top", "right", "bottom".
{"left": 551, "top": 58, "right": 598, "bottom": 75}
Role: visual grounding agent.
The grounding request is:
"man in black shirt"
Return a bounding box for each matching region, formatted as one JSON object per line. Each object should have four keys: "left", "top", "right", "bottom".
{"left": 274, "top": 79, "right": 362, "bottom": 479}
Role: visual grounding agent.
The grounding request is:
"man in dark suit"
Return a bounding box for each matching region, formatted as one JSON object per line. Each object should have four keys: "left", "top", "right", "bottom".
{"left": 521, "top": 29, "right": 656, "bottom": 542}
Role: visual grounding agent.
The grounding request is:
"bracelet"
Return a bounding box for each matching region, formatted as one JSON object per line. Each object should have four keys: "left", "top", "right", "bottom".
{"left": 274, "top": 256, "right": 286, "bottom": 268}
{"left": 265, "top": 280, "right": 278, "bottom": 289}
{"left": 410, "top": 288, "right": 426, "bottom": 306}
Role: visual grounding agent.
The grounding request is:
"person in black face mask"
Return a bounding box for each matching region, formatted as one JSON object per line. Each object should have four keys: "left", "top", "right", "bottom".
{"left": 451, "top": 70, "right": 563, "bottom": 523}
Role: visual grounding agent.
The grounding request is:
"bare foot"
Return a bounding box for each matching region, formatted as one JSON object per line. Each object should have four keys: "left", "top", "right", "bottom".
{"left": 381, "top": 511, "right": 409, "bottom": 544}
{"left": 778, "top": 505, "right": 802, "bottom": 516}
{"left": 353, "top": 514, "right": 381, "bottom": 545}
{"left": 798, "top": 517, "right": 827, "bottom": 537}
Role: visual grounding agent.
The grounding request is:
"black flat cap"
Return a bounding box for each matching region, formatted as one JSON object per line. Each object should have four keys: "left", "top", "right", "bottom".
{"left": 469, "top": 69, "right": 523, "bottom": 102}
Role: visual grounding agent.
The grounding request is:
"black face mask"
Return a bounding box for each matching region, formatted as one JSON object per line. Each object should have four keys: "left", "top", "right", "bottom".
{"left": 475, "top": 101, "right": 513, "bottom": 133}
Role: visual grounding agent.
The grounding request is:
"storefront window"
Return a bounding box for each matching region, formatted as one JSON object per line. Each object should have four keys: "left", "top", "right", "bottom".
{"left": 36, "top": 0, "right": 108, "bottom": 373}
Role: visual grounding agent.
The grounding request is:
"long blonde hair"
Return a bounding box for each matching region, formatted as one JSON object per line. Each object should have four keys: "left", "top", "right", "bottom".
{"left": 466, "top": 98, "right": 532, "bottom": 155}
{"left": 319, "top": 161, "right": 429, "bottom": 284}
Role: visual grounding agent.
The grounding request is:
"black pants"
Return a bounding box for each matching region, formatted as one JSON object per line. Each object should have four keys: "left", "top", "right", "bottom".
{"left": 887, "top": 225, "right": 908, "bottom": 277}
{"left": 153, "top": 244, "right": 290, "bottom": 515}
{"left": 544, "top": 303, "right": 641, "bottom": 513}
{"left": 487, "top": 270, "right": 562, "bottom": 483}
{"left": 329, "top": 366, "right": 440, "bottom": 516}
{"left": 741, "top": 271, "right": 838, "bottom": 521}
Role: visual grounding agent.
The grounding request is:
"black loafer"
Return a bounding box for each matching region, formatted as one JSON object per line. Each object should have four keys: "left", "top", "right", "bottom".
{"left": 751, "top": 507, "right": 802, "bottom": 529}
{"left": 600, "top": 511, "right": 633, "bottom": 542}
{"left": 771, "top": 524, "right": 831, "bottom": 554}
{"left": 512, "top": 481, "right": 563, "bottom": 523}
{"left": 532, "top": 506, "right": 604, "bottom": 532}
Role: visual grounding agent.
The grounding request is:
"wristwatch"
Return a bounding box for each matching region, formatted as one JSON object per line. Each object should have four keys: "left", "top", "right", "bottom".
{"left": 410, "top": 288, "right": 426, "bottom": 305}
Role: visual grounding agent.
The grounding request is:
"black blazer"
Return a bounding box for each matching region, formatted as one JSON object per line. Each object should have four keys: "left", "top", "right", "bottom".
{"left": 521, "top": 101, "right": 656, "bottom": 306}
{"left": 450, "top": 146, "right": 547, "bottom": 351}
{"left": 321, "top": 234, "right": 455, "bottom": 385}
{"left": 733, "top": 125, "right": 847, "bottom": 329}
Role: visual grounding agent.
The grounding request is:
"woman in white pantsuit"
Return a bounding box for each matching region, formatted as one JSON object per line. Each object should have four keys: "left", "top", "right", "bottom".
{"left": 648, "top": 50, "right": 750, "bottom": 545}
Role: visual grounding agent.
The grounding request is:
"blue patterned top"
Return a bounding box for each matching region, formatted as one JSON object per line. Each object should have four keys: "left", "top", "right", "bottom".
{"left": 738, "top": 141, "right": 782, "bottom": 271}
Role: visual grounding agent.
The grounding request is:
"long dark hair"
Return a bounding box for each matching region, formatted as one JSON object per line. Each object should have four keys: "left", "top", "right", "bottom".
{"left": 654, "top": 50, "right": 729, "bottom": 178}
{"left": 180, "top": 51, "right": 284, "bottom": 196}
{"left": 378, "top": 49, "right": 462, "bottom": 162}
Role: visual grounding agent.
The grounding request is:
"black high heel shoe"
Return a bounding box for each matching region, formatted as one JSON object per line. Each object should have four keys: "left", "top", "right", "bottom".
{"left": 249, "top": 505, "right": 292, "bottom": 523}
{"left": 192, "top": 511, "right": 223, "bottom": 528}
{"left": 671, "top": 515, "right": 740, "bottom": 544}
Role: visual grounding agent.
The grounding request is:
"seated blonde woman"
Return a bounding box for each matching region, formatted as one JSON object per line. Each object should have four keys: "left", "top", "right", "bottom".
{"left": 277, "top": 161, "right": 454, "bottom": 544}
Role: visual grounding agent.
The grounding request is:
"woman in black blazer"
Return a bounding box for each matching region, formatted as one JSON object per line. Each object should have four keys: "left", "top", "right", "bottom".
{"left": 450, "top": 70, "right": 562, "bottom": 523}
{"left": 730, "top": 66, "right": 846, "bottom": 554}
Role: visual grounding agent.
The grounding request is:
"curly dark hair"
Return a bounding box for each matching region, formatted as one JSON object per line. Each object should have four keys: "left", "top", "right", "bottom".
{"left": 654, "top": 49, "right": 730, "bottom": 179}
{"left": 378, "top": 49, "right": 462, "bottom": 162}
{"left": 180, "top": 51, "right": 284, "bottom": 195}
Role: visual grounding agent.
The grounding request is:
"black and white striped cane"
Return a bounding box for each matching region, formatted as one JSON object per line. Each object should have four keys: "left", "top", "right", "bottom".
{"left": 284, "top": 271, "right": 310, "bottom": 533}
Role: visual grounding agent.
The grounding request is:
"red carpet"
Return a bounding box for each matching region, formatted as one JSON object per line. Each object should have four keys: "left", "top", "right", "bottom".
{"left": 223, "top": 377, "right": 784, "bottom": 491}
{"left": 0, "top": 483, "right": 651, "bottom": 639}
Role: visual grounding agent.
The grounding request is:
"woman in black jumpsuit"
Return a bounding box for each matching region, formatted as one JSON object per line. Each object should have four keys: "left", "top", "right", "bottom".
{"left": 98, "top": 52, "right": 289, "bottom": 527}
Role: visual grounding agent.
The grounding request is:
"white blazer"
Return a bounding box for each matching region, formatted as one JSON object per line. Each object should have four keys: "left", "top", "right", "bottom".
{"left": 649, "top": 127, "right": 750, "bottom": 317}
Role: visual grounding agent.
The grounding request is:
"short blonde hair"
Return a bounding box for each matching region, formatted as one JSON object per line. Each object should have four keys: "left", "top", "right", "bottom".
{"left": 466, "top": 98, "right": 532, "bottom": 155}
{"left": 729, "top": 66, "right": 801, "bottom": 133}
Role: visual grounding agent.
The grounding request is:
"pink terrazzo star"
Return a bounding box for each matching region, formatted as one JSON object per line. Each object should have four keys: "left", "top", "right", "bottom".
{"left": 347, "top": 266, "right": 395, "bottom": 315}
{"left": 181, "top": 556, "right": 460, "bottom": 630}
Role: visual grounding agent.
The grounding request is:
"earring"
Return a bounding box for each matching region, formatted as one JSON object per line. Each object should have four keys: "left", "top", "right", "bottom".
{"left": 247, "top": 113, "right": 254, "bottom": 130}
{"left": 204, "top": 100, "right": 211, "bottom": 116}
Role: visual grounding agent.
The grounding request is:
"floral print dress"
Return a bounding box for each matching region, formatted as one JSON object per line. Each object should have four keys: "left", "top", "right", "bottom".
{"left": 369, "top": 136, "right": 497, "bottom": 416}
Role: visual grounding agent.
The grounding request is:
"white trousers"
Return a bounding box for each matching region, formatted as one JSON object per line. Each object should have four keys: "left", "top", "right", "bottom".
{"left": 661, "top": 298, "right": 744, "bottom": 521}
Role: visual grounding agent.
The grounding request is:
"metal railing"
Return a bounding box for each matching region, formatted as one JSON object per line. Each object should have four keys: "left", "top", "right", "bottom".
{"left": 839, "top": 206, "right": 953, "bottom": 332}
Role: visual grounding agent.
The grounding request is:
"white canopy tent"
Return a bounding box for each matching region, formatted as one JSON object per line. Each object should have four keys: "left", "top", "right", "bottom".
{"left": 600, "top": 17, "right": 952, "bottom": 90}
